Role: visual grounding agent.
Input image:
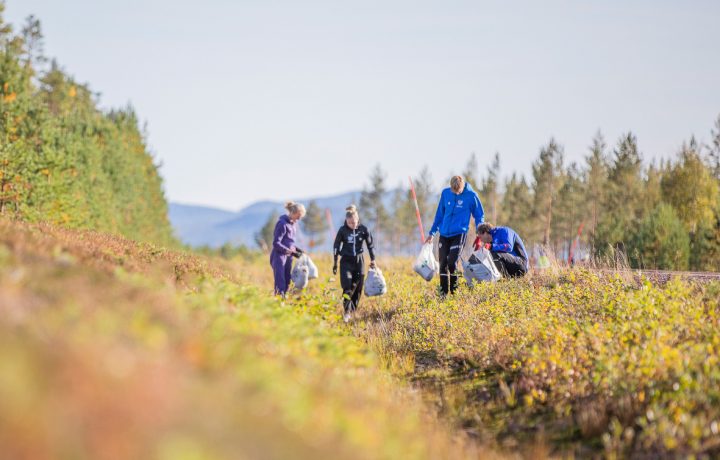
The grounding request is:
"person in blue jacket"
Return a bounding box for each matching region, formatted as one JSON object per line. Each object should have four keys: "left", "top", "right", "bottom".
{"left": 476, "top": 223, "right": 529, "bottom": 277}
{"left": 425, "top": 175, "right": 485, "bottom": 295}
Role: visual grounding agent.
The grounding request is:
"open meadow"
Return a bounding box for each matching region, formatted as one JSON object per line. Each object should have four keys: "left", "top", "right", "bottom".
{"left": 3, "top": 218, "right": 720, "bottom": 459}
{"left": 0, "top": 219, "right": 481, "bottom": 460}
{"left": 3, "top": 3, "right": 720, "bottom": 458}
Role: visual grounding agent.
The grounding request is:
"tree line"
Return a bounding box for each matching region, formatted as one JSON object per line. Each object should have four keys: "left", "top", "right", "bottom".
{"left": 271, "top": 119, "right": 720, "bottom": 271}
{"left": 0, "top": 8, "right": 174, "bottom": 245}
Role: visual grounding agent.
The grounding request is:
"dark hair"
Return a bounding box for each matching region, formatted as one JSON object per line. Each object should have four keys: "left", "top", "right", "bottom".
{"left": 477, "top": 223, "right": 494, "bottom": 234}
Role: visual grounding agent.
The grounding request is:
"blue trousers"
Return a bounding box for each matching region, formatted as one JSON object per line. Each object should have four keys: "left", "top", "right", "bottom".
{"left": 270, "top": 251, "right": 293, "bottom": 295}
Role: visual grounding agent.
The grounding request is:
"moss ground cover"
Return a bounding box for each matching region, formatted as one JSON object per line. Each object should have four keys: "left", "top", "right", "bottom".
{"left": 0, "top": 219, "right": 479, "bottom": 460}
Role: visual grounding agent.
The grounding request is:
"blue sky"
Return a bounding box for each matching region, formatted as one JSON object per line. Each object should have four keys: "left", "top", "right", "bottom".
{"left": 6, "top": 0, "right": 720, "bottom": 210}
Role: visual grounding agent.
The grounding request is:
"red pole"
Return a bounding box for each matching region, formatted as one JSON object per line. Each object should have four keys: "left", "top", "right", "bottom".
{"left": 569, "top": 222, "right": 585, "bottom": 265}
{"left": 325, "top": 208, "right": 335, "bottom": 236}
{"left": 409, "top": 176, "right": 426, "bottom": 244}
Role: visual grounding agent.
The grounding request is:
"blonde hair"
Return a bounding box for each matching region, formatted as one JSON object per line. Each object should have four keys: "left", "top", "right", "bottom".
{"left": 285, "top": 201, "right": 306, "bottom": 217}
{"left": 450, "top": 175, "right": 465, "bottom": 193}
{"left": 345, "top": 204, "right": 359, "bottom": 219}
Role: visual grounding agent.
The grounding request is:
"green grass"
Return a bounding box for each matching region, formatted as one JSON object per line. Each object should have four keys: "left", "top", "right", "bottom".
{"left": 0, "top": 220, "right": 477, "bottom": 460}
{"left": 353, "top": 259, "right": 720, "bottom": 458}
{"left": 7, "top": 218, "right": 717, "bottom": 458}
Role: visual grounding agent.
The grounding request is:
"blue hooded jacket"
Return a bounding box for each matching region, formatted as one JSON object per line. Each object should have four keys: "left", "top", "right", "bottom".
{"left": 490, "top": 226, "right": 529, "bottom": 270}
{"left": 429, "top": 183, "right": 484, "bottom": 238}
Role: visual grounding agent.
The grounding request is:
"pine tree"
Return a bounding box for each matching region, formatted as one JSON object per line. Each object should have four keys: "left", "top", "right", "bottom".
{"left": 630, "top": 203, "right": 690, "bottom": 270}
{"left": 359, "top": 164, "right": 389, "bottom": 246}
{"left": 388, "top": 185, "right": 409, "bottom": 253}
{"left": 585, "top": 131, "right": 609, "bottom": 240}
{"left": 402, "top": 166, "right": 435, "bottom": 250}
{"left": 462, "top": 153, "right": 480, "bottom": 190}
{"left": 479, "top": 152, "right": 501, "bottom": 224}
{"left": 531, "top": 139, "right": 565, "bottom": 246}
{"left": 502, "top": 173, "right": 533, "bottom": 239}
{"left": 554, "top": 163, "right": 586, "bottom": 259}
{"left": 661, "top": 139, "right": 719, "bottom": 234}
{"left": 709, "top": 114, "right": 720, "bottom": 180}
{"left": 690, "top": 206, "right": 720, "bottom": 271}
{"left": 255, "top": 211, "right": 279, "bottom": 252}
{"left": 0, "top": 11, "right": 174, "bottom": 244}
{"left": 594, "top": 133, "right": 643, "bottom": 256}
{"left": 20, "top": 15, "right": 47, "bottom": 74}
{"left": 661, "top": 140, "right": 720, "bottom": 270}
{"left": 302, "top": 200, "right": 328, "bottom": 250}
{"left": 644, "top": 161, "right": 665, "bottom": 214}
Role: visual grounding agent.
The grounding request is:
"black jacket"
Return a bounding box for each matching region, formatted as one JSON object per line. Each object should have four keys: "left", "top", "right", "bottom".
{"left": 333, "top": 224, "right": 375, "bottom": 263}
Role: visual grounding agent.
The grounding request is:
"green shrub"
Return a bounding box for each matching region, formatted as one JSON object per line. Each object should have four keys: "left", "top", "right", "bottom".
{"left": 630, "top": 203, "right": 690, "bottom": 270}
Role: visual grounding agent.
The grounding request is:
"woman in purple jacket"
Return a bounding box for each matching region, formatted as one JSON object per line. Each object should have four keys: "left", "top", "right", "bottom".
{"left": 270, "top": 201, "right": 306, "bottom": 297}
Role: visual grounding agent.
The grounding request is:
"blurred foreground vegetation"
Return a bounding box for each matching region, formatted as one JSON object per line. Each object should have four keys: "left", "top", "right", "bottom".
{"left": 3, "top": 215, "right": 719, "bottom": 458}
{"left": 0, "top": 218, "right": 479, "bottom": 460}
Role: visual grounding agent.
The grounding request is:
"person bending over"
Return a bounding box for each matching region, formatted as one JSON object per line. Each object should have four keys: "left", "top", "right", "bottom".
{"left": 476, "top": 223, "right": 529, "bottom": 277}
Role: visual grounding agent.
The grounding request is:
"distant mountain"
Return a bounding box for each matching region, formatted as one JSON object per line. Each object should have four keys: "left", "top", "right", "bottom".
{"left": 169, "top": 204, "right": 237, "bottom": 246}
{"left": 170, "top": 190, "right": 399, "bottom": 250}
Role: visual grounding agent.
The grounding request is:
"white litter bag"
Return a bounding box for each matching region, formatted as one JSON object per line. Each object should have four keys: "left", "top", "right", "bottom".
{"left": 413, "top": 242, "right": 439, "bottom": 282}
{"left": 364, "top": 267, "right": 387, "bottom": 297}
{"left": 291, "top": 255, "right": 310, "bottom": 290}
{"left": 305, "top": 255, "right": 319, "bottom": 279}
{"left": 462, "top": 247, "right": 502, "bottom": 287}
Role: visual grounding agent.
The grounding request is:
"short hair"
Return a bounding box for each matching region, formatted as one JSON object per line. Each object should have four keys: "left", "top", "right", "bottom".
{"left": 345, "top": 204, "right": 359, "bottom": 219}
{"left": 477, "top": 223, "right": 494, "bottom": 234}
{"left": 450, "top": 175, "right": 465, "bottom": 192}
{"left": 285, "top": 201, "right": 306, "bottom": 217}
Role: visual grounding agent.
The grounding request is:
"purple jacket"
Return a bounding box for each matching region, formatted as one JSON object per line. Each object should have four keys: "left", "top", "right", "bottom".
{"left": 272, "top": 214, "right": 297, "bottom": 256}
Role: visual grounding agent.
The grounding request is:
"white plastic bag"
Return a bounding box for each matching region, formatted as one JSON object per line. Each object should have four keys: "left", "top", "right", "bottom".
{"left": 291, "top": 255, "right": 310, "bottom": 289}
{"left": 413, "top": 242, "right": 439, "bottom": 282}
{"left": 305, "top": 255, "right": 319, "bottom": 279}
{"left": 364, "top": 267, "right": 387, "bottom": 297}
{"left": 461, "top": 247, "right": 501, "bottom": 288}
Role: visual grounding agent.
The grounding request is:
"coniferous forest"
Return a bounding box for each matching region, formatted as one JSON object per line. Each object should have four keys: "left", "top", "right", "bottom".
{"left": 322, "top": 126, "right": 720, "bottom": 271}
{"left": 0, "top": 8, "right": 174, "bottom": 245}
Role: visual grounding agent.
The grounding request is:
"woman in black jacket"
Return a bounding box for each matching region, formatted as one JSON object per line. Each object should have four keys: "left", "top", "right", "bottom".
{"left": 333, "top": 205, "right": 376, "bottom": 323}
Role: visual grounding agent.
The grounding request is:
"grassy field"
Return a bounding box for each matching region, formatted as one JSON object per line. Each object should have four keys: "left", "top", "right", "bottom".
{"left": 0, "top": 219, "right": 479, "bottom": 460}
{"left": 346, "top": 259, "right": 720, "bottom": 458}
{"left": 3, "top": 218, "right": 720, "bottom": 459}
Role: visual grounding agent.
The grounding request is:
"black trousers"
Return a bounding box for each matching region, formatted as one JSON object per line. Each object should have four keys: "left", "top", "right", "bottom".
{"left": 491, "top": 251, "right": 528, "bottom": 278}
{"left": 438, "top": 234, "right": 466, "bottom": 295}
{"left": 340, "top": 255, "right": 365, "bottom": 313}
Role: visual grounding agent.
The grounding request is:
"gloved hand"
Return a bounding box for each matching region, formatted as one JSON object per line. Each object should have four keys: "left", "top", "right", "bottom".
{"left": 473, "top": 236, "right": 482, "bottom": 251}
{"left": 332, "top": 264, "right": 337, "bottom": 275}
{"left": 294, "top": 247, "right": 304, "bottom": 255}
{"left": 369, "top": 260, "right": 376, "bottom": 269}
{"left": 291, "top": 251, "right": 301, "bottom": 259}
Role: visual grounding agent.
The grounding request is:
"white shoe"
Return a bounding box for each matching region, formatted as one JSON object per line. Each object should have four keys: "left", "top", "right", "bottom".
{"left": 343, "top": 311, "right": 352, "bottom": 323}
